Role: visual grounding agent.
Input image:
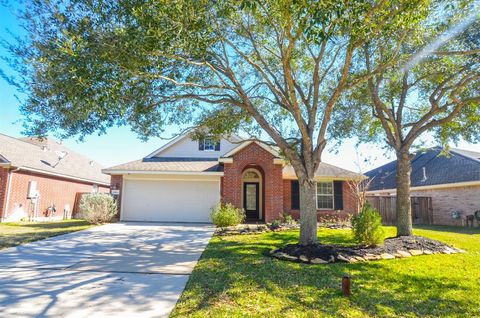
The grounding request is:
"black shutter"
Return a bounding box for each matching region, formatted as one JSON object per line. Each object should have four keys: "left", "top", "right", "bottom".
{"left": 333, "top": 181, "right": 344, "bottom": 210}
{"left": 291, "top": 180, "right": 300, "bottom": 210}
{"left": 198, "top": 139, "right": 204, "bottom": 151}
{"left": 215, "top": 141, "right": 220, "bottom": 151}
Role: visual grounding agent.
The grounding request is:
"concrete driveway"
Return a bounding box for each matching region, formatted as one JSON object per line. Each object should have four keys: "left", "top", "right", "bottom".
{"left": 0, "top": 222, "right": 214, "bottom": 318}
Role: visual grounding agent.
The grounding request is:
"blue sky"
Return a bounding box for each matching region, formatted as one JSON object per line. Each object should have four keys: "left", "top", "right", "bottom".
{"left": 0, "top": 2, "right": 478, "bottom": 171}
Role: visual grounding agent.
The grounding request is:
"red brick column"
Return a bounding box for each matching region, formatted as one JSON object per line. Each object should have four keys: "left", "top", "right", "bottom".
{"left": 222, "top": 143, "right": 283, "bottom": 222}
{"left": 110, "top": 175, "right": 123, "bottom": 218}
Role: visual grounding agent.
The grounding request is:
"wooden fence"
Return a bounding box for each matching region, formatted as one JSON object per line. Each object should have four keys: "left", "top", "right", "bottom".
{"left": 366, "top": 196, "right": 433, "bottom": 225}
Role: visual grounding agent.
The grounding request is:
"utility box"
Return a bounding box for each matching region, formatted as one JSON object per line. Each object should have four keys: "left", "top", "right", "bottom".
{"left": 27, "top": 181, "right": 38, "bottom": 199}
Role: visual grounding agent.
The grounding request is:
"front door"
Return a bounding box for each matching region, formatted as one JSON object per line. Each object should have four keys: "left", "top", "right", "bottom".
{"left": 243, "top": 182, "right": 259, "bottom": 220}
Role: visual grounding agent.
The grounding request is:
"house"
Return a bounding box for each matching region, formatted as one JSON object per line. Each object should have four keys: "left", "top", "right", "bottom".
{"left": 0, "top": 134, "right": 110, "bottom": 222}
{"left": 366, "top": 147, "right": 480, "bottom": 226}
{"left": 102, "top": 133, "right": 364, "bottom": 223}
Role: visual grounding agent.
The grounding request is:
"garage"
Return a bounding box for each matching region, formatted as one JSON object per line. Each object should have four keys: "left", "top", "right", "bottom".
{"left": 121, "top": 176, "right": 220, "bottom": 223}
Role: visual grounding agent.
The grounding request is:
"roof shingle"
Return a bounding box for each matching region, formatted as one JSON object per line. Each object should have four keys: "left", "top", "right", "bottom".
{"left": 0, "top": 134, "right": 110, "bottom": 184}
{"left": 366, "top": 147, "right": 480, "bottom": 191}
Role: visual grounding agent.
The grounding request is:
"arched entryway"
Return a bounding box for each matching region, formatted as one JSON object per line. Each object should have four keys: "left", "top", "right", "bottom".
{"left": 242, "top": 168, "right": 263, "bottom": 220}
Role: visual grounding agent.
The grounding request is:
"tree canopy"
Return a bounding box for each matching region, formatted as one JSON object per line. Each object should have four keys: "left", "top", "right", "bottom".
{"left": 4, "top": 0, "right": 433, "bottom": 244}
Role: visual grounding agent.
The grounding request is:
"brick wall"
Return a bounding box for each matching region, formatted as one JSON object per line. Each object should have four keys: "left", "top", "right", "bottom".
{"left": 4, "top": 169, "right": 109, "bottom": 220}
{"left": 222, "top": 142, "right": 284, "bottom": 222}
{"left": 410, "top": 185, "right": 480, "bottom": 226}
{"left": 283, "top": 179, "right": 359, "bottom": 221}
{"left": 0, "top": 168, "right": 10, "bottom": 219}
{"left": 110, "top": 174, "right": 123, "bottom": 218}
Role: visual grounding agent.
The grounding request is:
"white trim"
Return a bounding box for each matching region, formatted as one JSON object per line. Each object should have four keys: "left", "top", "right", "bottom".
{"left": 11, "top": 167, "right": 110, "bottom": 186}
{"left": 221, "top": 140, "right": 280, "bottom": 158}
{"left": 242, "top": 168, "right": 263, "bottom": 219}
{"left": 283, "top": 175, "right": 365, "bottom": 181}
{"left": 120, "top": 177, "right": 126, "bottom": 221}
{"left": 0, "top": 162, "right": 11, "bottom": 168}
{"left": 273, "top": 158, "right": 285, "bottom": 165}
{"left": 2, "top": 168, "right": 17, "bottom": 222}
{"left": 367, "top": 180, "right": 480, "bottom": 194}
{"left": 123, "top": 174, "right": 221, "bottom": 181}
{"left": 103, "top": 170, "right": 224, "bottom": 176}
{"left": 218, "top": 158, "right": 233, "bottom": 163}
{"left": 315, "top": 181, "right": 335, "bottom": 210}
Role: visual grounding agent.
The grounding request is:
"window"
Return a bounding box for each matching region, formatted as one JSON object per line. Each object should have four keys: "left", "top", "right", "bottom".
{"left": 199, "top": 138, "right": 220, "bottom": 151}
{"left": 316, "top": 182, "right": 334, "bottom": 209}
{"left": 203, "top": 138, "right": 216, "bottom": 151}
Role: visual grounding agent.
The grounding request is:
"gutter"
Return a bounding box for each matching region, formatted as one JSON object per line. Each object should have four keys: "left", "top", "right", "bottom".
{"left": 102, "top": 170, "right": 224, "bottom": 176}
{"left": 2, "top": 167, "right": 20, "bottom": 222}
{"left": 367, "top": 180, "right": 480, "bottom": 194}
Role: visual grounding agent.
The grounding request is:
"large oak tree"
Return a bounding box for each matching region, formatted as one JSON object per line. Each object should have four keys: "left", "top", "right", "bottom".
{"left": 4, "top": 0, "right": 429, "bottom": 244}
{"left": 338, "top": 0, "right": 480, "bottom": 236}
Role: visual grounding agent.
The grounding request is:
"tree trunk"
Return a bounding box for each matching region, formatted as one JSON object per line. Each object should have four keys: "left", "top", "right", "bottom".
{"left": 396, "top": 151, "right": 413, "bottom": 236}
{"left": 299, "top": 177, "right": 318, "bottom": 245}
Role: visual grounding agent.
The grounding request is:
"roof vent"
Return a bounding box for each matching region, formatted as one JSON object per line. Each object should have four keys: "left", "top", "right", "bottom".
{"left": 89, "top": 161, "right": 94, "bottom": 166}
{"left": 421, "top": 167, "right": 427, "bottom": 182}
{"left": 41, "top": 146, "right": 48, "bottom": 151}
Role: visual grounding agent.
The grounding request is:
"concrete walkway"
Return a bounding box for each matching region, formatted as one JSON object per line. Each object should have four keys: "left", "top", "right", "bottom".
{"left": 0, "top": 222, "right": 214, "bottom": 318}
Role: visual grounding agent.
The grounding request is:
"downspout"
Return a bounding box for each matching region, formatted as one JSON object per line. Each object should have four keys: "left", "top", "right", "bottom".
{"left": 2, "top": 167, "right": 21, "bottom": 222}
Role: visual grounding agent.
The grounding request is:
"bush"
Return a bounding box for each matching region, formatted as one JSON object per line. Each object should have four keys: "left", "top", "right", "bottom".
{"left": 351, "top": 203, "right": 384, "bottom": 247}
{"left": 77, "top": 193, "right": 117, "bottom": 224}
{"left": 210, "top": 203, "right": 245, "bottom": 227}
{"left": 270, "top": 219, "right": 282, "bottom": 229}
{"left": 282, "top": 212, "right": 295, "bottom": 225}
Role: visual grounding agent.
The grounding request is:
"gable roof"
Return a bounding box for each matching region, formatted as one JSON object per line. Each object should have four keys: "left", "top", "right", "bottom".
{"left": 366, "top": 147, "right": 480, "bottom": 191}
{"left": 0, "top": 134, "right": 110, "bottom": 185}
{"left": 221, "top": 140, "right": 281, "bottom": 158}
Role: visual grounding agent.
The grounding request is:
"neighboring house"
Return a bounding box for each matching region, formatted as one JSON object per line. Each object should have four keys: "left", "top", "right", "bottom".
{"left": 366, "top": 147, "right": 480, "bottom": 226}
{"left": 0, "top": 134, "right": 110, "bottom": 221}
{"left": 103, "top": 133, "right": 364, "bottom": 223}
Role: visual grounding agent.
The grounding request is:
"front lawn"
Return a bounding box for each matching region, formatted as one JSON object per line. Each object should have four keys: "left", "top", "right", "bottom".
{"left": 0, "top": 220, "right": 94, "bottom": 249}
{"left": 172, "top": 226, "right": 480, "bottom": 317}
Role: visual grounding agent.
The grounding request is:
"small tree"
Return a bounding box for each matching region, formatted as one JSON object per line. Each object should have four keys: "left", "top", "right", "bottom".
{"left": 346, "top": 178, "right": 373, "bottom": 213}
{"left": 4, "top": 0, "right": 431, "bottom": 244}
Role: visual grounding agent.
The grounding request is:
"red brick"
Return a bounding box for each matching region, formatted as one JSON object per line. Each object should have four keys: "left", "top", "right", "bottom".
{"left": 2, "top": 169, "right": 109, "bottom": 220}
{"left": 222, "top": 142, "right": 283, "bottom": 222}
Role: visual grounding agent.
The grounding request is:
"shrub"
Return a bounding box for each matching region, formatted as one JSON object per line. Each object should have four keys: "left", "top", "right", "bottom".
{"left": 351, "top": 203, "right": 384, "bottom": 247}
{"left": 270, "top": 219, "right": 282, "bottom": 229}
{"left": 210, "top": 203, "right": 245, "bottom": 227}
{"left": 282, "top": 212, "right": 295, "bottom": 225}
{"left": 77, "top": 193, "right": 117, "bottom": 224}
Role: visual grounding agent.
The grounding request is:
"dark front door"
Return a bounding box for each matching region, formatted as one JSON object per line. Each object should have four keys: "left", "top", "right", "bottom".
{"left": 243, "top": 182, "right": 259, "bottom": 220}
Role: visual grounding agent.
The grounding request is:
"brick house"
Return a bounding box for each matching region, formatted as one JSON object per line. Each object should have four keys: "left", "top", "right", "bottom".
{"left": 103, "top": 132, "right": 363, "bottom": 223}
{"left": 0, "top": 134, "right": 110, "bottom": 221}
{"left": 366, "top": 147, "right": 480, "bottom": 226}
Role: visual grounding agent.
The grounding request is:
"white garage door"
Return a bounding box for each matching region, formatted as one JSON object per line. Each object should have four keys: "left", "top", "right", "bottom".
{"left": 122, "top": 178, "right": 220, "bottom": 223}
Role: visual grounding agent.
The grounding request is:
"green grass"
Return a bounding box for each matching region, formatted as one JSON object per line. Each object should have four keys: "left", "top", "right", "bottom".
{"left": 0, "top": 220, "right": 94, "bottom": 249}
{"left": 172, "top": 226, "right": 480, "bottom": 317}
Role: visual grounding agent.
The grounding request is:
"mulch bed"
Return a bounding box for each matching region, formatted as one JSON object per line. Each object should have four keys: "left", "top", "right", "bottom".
{"left": 271, "top": 236, "right": 464, "bottom": 264}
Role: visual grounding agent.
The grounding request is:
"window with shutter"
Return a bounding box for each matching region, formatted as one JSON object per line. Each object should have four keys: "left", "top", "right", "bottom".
{"left": 316, "top": 182, "right": 334, "bottom": 209}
